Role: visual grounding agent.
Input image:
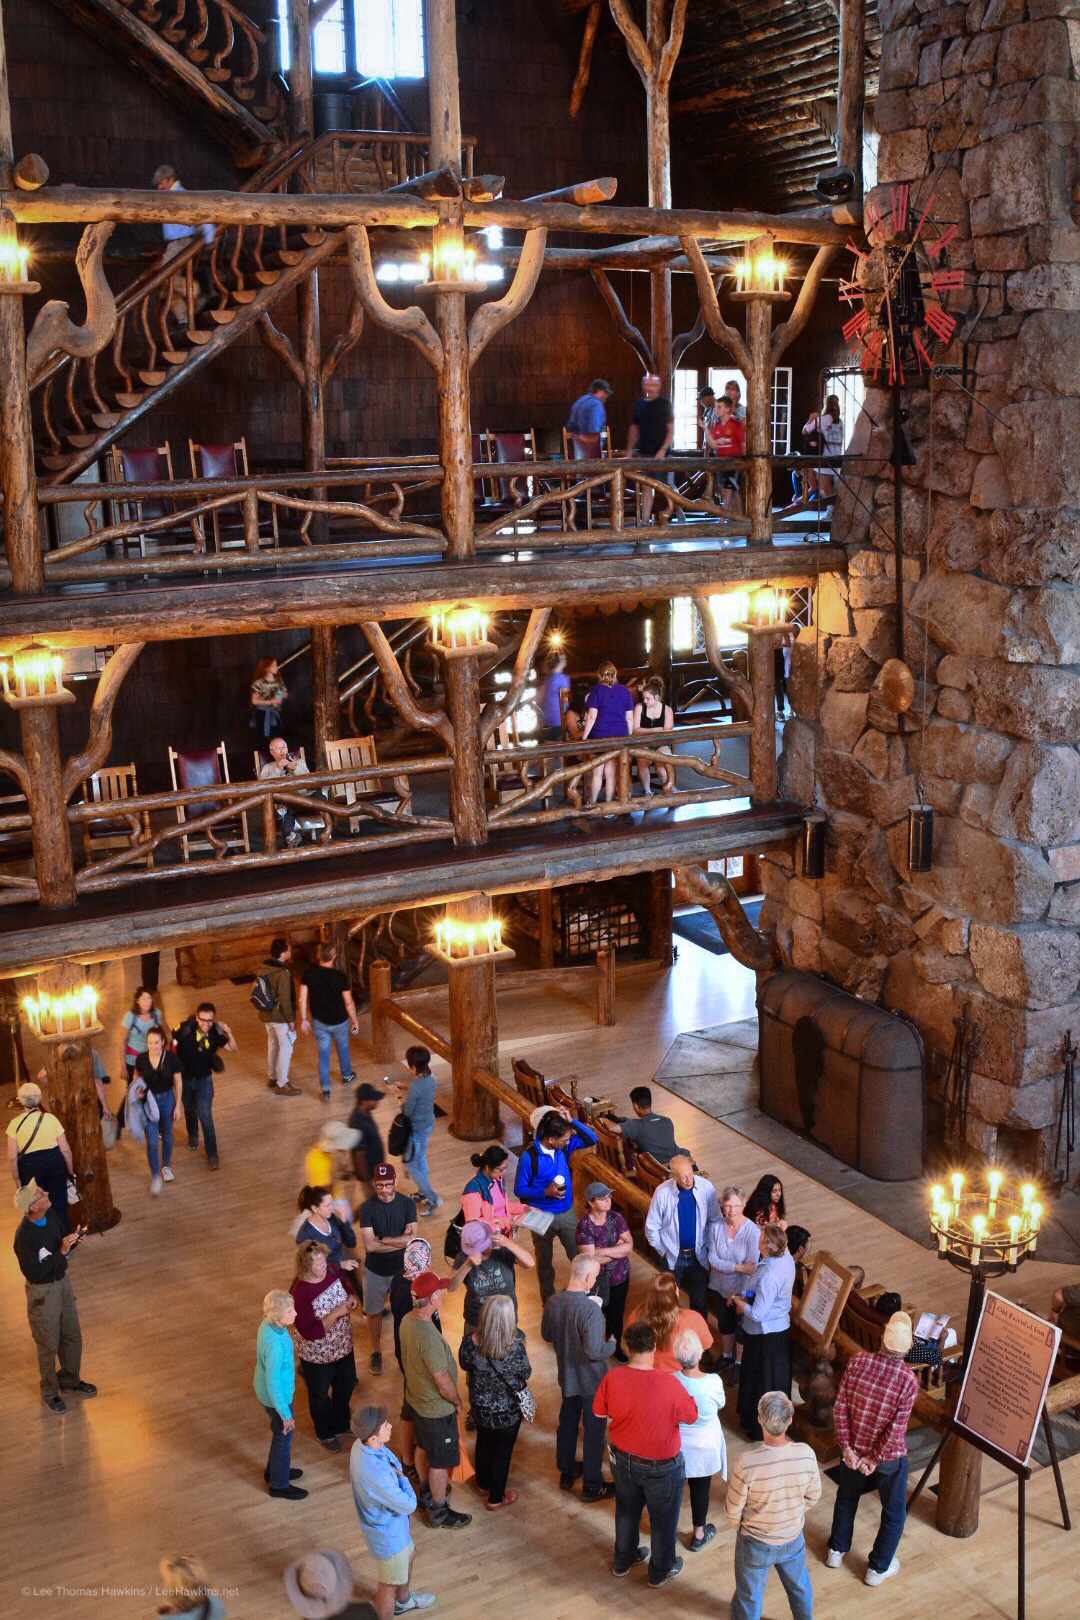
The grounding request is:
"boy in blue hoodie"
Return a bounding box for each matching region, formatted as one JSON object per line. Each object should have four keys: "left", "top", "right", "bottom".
{"left": 350, "top": 1404, "right": 435, "bottom": 1617}
{"left": 514, "top": 1105, "right": 597, "bottom": 1302}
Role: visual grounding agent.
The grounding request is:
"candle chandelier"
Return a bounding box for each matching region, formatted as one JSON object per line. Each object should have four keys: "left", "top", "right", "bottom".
{"left": 930, "top": 1170, "right": 1042, "bottom": 1273}
{"left": 22, "top": 984, "right": 102, "bottom": 1043}
{"left": 428, "top": 908, "right": 515, "bottom": 966}
{"left": 429, "top": 608, "right": 497, "bottom": 657}
{"left": 0, "top": 642, "right": 75, "bottom": 708}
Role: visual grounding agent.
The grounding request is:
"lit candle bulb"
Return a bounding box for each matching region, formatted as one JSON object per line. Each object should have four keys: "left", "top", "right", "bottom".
{"left": 0, "top": 661, "right": 9, "bottom": 697}
{"left": 1008, "top": 1214, "right": 1020, "bottom": 1267}
{"left": 1028, "top": 1202, "right": 1042, "bottom": 1254}
{"left": 930, "top": 1184, "right": 944, "bottom": 1214}
{"left": 935, "top": 1208, "right": 947, "bottom": 1256}
{"left": 971, "top": 1214, "right": 986, "bottom": 1269}
{"left": 50, "top": 654, "right": 63, "bottom": 693}
{"left": 1020, "top": 1183, "right": 1035, "bottom": 1211}
{"left": 950, "top": 1171, "right": 964, "bottom": 1203}
{"left": 987, "top": 1169, "right": 1003, "bottom": 1219}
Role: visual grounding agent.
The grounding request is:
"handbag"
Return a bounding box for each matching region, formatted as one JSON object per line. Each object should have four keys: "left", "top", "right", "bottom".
{"left": 387, "top": 1110, "right": 413, "bottom": 1160}
{"left": 486, "top": 1351, "right": 536, "bottom": 1423}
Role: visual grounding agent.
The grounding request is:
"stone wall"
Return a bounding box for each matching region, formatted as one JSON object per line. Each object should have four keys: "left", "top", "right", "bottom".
{"left": 765, "top": 0, "right": 1080, "bottom": 1177}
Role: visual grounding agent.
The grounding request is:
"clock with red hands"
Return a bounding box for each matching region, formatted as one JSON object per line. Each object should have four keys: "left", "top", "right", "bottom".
{"left": 839, "top": 182, "right": 962, "bottom": 385}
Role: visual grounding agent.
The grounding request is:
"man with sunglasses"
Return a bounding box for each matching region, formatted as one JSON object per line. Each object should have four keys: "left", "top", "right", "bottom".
{"left": 173, "top": 1002, "right": 236, "bottom": 1169}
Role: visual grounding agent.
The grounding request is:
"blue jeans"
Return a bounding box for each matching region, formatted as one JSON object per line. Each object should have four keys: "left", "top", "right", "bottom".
{"left": 145, "top": 1094, "right": 175, "bottom": 1176}
{"left": 731, "top": 1530, "right": 814, "bottom": 1620}
{"left": 407, "top": 1122, "right": 438, "bottom": 1205}
{"left": 556, "top": 1394, "right": 608, "bottom": 1490}
{"left": 828, "top": 1456, "right": 908, "bottom": 1573}
{"left": 264, "top": 1405, "right": 293, "bottom": 1489}
{"left": 312, "top": 1018, "right": 353, "bottom": 1094}
{"left": 181, "top": 1075, "right": 217, "bottom": 1160}
{"left": 611, "top": 1448, "right": 684, "bottom": 1582}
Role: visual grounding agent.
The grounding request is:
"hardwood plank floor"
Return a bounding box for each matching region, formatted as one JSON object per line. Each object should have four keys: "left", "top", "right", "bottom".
{"left": 3, "top": 941, "right": 1077, "bottom": 1619}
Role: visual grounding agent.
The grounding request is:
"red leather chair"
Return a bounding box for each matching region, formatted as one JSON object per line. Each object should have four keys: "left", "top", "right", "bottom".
{"left": 107, "top": 443, "right": 187, "bottom": 556}
{"left": 188, "top": 436, "right": 278, "bottom": 550}
{"left": 167, "top": 742, "right": 250, "bottom": 860}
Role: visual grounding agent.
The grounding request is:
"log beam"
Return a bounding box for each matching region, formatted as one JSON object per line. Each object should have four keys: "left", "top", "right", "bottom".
{"left": 369, "top": 957, "right": 395, "bottom": 1061}
{"left": 837, "top": 0, "right": 866, "bottom": 208}
{"left": 569, "top": 3, "right": 603, "bottom": 118}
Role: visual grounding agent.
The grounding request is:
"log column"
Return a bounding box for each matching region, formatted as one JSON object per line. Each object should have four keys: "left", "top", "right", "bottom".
{"left": 446, "top": 892, "right": 501, "bottom": 1141}
{"left": 742, "top": 621, "right": 784, "bottom": 805}
{"left": 19, "top": 706, "right": 77, "bottom": 908}
{"left": 441, "top": 655, "right": 488, "bottom": 846}
{"left": 935, "top": 1429, "right": 983, "bottom": 1538}
{"left": 743, "top": 294, "right": 774, "bottom": 546}
{"left": 38, "top": 964, "right": 119, "bottom": 1231}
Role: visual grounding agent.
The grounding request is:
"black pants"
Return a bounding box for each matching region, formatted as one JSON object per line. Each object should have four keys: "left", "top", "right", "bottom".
{"left": 688, "top": 1474, "right": 712, "bottom": 1527}
{"left": 738, "top": 1330, "right": 791, "bottom": 1440}
{"left": 475, "top": 1419, "right": 521, "bottom": 1503}
{"left": 605, "top": 1277, "right": 629, "bottom": 1348}
{"left": 668, "top": 1253, "right": 709, "bottom": 1316}
{"left": 299, "top": 1351, "right": 357, "bottom": 1441}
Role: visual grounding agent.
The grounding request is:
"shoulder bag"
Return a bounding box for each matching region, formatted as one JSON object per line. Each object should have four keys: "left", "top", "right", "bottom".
{"left": 481, "top": 1347, "right": 536, "bottom": 1423}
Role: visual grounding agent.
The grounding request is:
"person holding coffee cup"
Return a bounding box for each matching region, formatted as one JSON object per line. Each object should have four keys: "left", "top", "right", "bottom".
{"left": 514, "top": 1106, "right": 598, "bottom": 1303}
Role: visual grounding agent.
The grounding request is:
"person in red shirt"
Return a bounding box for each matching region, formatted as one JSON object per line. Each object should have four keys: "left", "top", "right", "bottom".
{"left": 707, "top": 396, "right": 746, "bottom": 514}
{"left": 593, "top": 1320, "right": 698, "bottom": 1588}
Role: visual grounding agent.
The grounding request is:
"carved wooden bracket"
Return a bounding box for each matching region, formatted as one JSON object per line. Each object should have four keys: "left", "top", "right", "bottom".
{"left": 321, "top": 293, "right": 365, "bottom": 386}
{"left": 674, "top": 861, "right": 779, "bottom": 973}
{"left": 361, "top": 623, "right": 454, "bottom": 750}
{"left": 468, "top": 229, "right": 547, "bottom": 369}
{"left": 479, "top": 608, "right": 551, "bottom": 746}
{"left": 256, "top": 311, "right": 304, "bottom": 387}
{"left": 682, "top": 235, "right": 751, "bottom": 372}
{"left": 692, "top": 590, "right": 755, "bottom": 719}
{"left": 61, "top": 643, "right": 145, "bottom": 800}
{"left": 26, "top": 222, "right": 118, "bottom": 384}
{"left": 590, "top": 268, "right": 654, "bottom": 372}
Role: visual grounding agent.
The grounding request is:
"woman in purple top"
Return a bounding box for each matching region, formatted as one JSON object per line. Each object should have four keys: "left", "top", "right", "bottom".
{"left": 575, "top": 1182, "right": 633, "bottom": 1358}
{"left": 580, "top": 661, "right": 635, "bottom": 803}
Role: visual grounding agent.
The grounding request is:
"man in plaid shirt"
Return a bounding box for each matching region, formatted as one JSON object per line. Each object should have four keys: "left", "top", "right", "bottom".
{"left": 826, "top": 1310, "right": 918, "bottom": 1588}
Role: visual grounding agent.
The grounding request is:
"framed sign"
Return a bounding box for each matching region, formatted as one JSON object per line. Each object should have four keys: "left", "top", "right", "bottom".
{"left": 792, "top": 1249, "right": 855, "bottom": 1348}
{"left": 954, "top": 1292, "right": 1061, "bottom": 1472}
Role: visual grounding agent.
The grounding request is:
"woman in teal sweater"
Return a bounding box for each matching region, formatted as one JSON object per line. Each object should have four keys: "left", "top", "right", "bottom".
{"left": 254, "top": 1290, "right": 305, "bottom": 1499}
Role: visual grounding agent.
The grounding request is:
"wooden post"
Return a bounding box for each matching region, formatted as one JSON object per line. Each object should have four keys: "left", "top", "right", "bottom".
{"left": 837, "top": 0, "right": 865, "bottom": 210}
{"left": 648, "top": 868, "right": 674, "bottom": 965}
{"left": 446, "top": 891, "right": 501, "bottom": 1141}
{"left": 425, "top": 0, "right": 462, "bottom": 170}
{"left": 935, "top": 1432, "right": 983, "bottom": 1538}
{"left": 442, "top": 655, "right": 488, "bottom": 847}
{"left": 596, "top": 944, "right": 616, "bottom": 1027}
{"left": 744, "top": 295, "right": 774, "bottom": 545}
{"left": 745, "top": 627, "right": 779, "bottom": 805}
{"left": 369, "top": 957, "right": 394, "bottom": 1061}
{"left": 310, "top": 626, "right": 339, "bottom": 756}
{"left": 538, "top": 888, "right": 555, "bottom": 969}
{"left": 39, "top": 963, "right": 119, "bottom": 1232}
{"left": 19, "top": 707, "right": 77, "bottom": 909}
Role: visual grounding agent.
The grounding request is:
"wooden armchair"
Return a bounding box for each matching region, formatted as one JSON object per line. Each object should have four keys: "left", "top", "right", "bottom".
{"left": 546, "top": 1082, "right": 586, "bottom": 1123}
{"left": 252, "top": 746, "right": 328, "bottom": 844}
{"left": 590, "top": 1112, "right": 634, "bottom": 1176}
{"left": 840, "top": 1289, "right": 960, "bottom": 1392}
{"left": 81, "top": 764, "right": 152, "bottom": 866}
{"left": 511, "top": 1057, "right": 549, "bottom": 1113}
{"left": 167, "top": 741, "right": 250, "bottom": 861}
{"left": 322, "top": 734, "right": 412, "bottom": 833}
{"left": 484, "top": 712, "right": 540, "bottom": 807}
{"left": 632, "top": 1150, "right": 669, "bottom": 1201}
{"left": 189, "top": 436, "right": 278, "bottom": 551}
{"left": 107, "top": 443, "right": 189, "bottom": 557}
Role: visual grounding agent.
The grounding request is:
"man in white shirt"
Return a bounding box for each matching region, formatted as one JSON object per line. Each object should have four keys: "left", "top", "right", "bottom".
{"left": 258, "top": 735, "right": 310, "bottom": 848}
{"left": 644, "top": 1154, "right": 719, "bottom": 1314}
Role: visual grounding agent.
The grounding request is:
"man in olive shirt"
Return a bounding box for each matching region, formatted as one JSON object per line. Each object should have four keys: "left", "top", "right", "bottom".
{"left": 399, "top": 1271, "right": 471, "bottom": 1530}
{"left": 612, "top": 1086, "right": 688, "bottom": 1165}
{"left": 13, "top": 1179, "right": 97, "bottom": 1413}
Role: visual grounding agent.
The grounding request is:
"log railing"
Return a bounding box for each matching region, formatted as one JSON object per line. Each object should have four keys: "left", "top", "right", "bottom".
{"left": 112, "top": 0, "right": 287, "bottom": 132}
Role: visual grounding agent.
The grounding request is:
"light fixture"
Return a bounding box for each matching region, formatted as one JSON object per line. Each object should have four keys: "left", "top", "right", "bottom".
{"left": 0, "top": 209, "right": 37, "bottom": 293}
{"left": 427, "top": 909, "right": 515, "bottom": 966}
{"left": 417, "top": 226, "right": 487, "bottom": 294}
{"left": 931, "top": 1169, "right": 1041, "bottom": 1274}
{"left": 907, "top": 803, "right": 934, "bottom": 872}
{"left": 814, "top": 163, "right": 856, "bottom": 204}
{"left": 749, "top": 586, "right": 789, "bottom": 627}
{"left": 22, "top": 983, "right": 102, "bottom": 1042}
{"left": 547, "top": 629, "right": 564, "bottom": 650}
{"left": 430, "top": 608, "right": 497, "bottom": 658}
{"left": 1, "top": 642, "right": 75, "bottom": 707}
{"left": 732, "top": 242, "right": 790, "bottom": 299}
{"left": 802, "top": 812, "right": 826, "bottom": 880}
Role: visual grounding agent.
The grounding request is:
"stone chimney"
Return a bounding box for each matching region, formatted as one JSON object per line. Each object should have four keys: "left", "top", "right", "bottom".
{"left": 764, "top": 0, "right": 1080, "bottom": 1179}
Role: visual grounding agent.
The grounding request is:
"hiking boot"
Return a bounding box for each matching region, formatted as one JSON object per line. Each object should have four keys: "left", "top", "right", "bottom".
{"left": 427, "top": 1502, "right": 471, "bottom": 1529}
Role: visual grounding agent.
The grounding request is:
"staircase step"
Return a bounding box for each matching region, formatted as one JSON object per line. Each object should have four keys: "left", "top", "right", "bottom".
{"left": 207, "top": 307, "right": 237, "bottom": 324}
{"left": 253, "top": 269, "right": 282, "bottom": 285}
{"left": 185, "top": 328, "right": 213, "bottom": 346}
{"left": 91, "top": 411, "right": 123, "bottom": 429}
{"left": 137, "top": 369, "right": 167, "bottom": 386}
{"left": 66, "top": 433, "right": 99, "bottom": 448}
{"left": 114, "top": 391, "right": 145, "bottom": 408}
{"left": 276, "top": 249, "right": 306, "bottom": 265}
{"left": 205, "top": 67, "right": 231, "bottom": 83}
{"left": 41, "top": 453, "right": 73, "bottom": 471}
{"left": 301, "top": 230, "right": 326, "bottom": 246}
{"left": 231, "top": 289, "right": 257, "bottom": 304}
{"left": 162, "top": 349, "right": 189, "bottom": 365}
{"left": 184, "top": 47, "right": 209, "bottom": 64}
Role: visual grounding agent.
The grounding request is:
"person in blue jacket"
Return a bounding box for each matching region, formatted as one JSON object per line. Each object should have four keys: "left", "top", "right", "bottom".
{"left": 514, "top": 1105, "right": 597, "bottom": 1302}
{"left": 350, "top": 1402, "right": 435, "bottom": 1617}
{"left": 254, "top": 1290, "right": 306, "bottom": 1499}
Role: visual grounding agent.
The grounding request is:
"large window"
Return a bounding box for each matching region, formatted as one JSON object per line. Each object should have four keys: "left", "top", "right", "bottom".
{"left": 276, "top": 0, "right": 425, "bottom": 78}
{"left": 673, "top": 368, "right": 701, "bottom": 452}
{"left": 707, "top": 365, "right": 792, "bottom": 455}
{"left": 822, "top": 366, "right": 864, "bottom": 449}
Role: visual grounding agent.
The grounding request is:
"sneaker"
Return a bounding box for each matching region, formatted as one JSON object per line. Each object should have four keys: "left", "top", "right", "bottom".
{"left": 207, "top": 1156, "right": 220, "bottom": 1170}
{"left": 150, "top": 1175, "right": 163, "bottom": 1196}
{"left": 826, "top": 1548, "right": 845, "bottom": 1569}
{"left": 613, "top": 1548, "right": 649, "bottom": 1577}
{"left": 161, "top": 1167, "right": 175, "bottom": 1182}
{"left": 62, "top": 1380, "right": 97, "bottom": 1396}
{"left": 369, "top": 1352, "right": 383, "bottom": 1376}
{"left": 395, "top": 1594, "right": 437, "bottom": 1613}
{"left": 274, "top": 1083, "right": 303, "bottom": 1096}
{"left": 687, "top": 1524, "right": 716, "bottom": 1552}
{"left": 428, "top": 1503, "right": 471, "bottom": 1530}
{"left": 559, "top": 1464, "right": 582, "bottom": 1491}
{"left": 317, "top": 1435, "right": 342, "bottom": 1452}
{"left": 865, "top": 1558, "right": 900, "bottom": 1587}
{"left": 43, "top": 1394, "right": 68, "bottom": 1414}
{"left": 582, "top": 1481, "right": 616, "bottom": 1503}
{"left": 342, "top": 1072, "right": 357, "bottom": 1085}
{"left": 269, "top": 1484, "right": 309, "bottom": 1500}
{"left": 648, "top": 1557, "right": 684, "bottom": 1590}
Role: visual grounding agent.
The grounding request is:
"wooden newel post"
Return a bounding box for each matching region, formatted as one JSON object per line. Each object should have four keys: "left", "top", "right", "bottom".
{"left": 743, "top": 295, "right": 774, "bottom": 545}
{"left": 442, "top": 656, "right": 488, "bottom": 847}
{"left": 368, "top": 958, "right": 394, "bottom": 1061}
{"left": 744, "top": 624, "right": 782, "bottom": 805}
{"left": 446, "top": 893, "right": 501, "bottom": 1141}
{"left": 38, "top": 964, "right": 119, "bottom": 1232}
{"left": 596, "top": 944, "right": 616, "bottom": 1027}
{"left": 19, "top": 705, "right": 77, "bottom": 909}
{"left": 935, "top": 1431, "right": 983, "bottom": 1538}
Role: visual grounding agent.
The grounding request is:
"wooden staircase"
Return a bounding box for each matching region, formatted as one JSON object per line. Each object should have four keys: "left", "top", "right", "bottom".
{"left": 45, "top": 0, "right": 287, "bottom": 157}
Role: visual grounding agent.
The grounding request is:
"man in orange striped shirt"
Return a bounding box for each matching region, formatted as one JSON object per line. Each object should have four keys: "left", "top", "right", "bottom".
{"left": 724, "top": 1390, "right": 820, "bottom": 1619}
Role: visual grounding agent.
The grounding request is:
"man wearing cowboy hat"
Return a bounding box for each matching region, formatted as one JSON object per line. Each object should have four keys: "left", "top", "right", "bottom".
{"left": 13, "top": 1178, "right": 96, "bottom": 1413}
{"left": 826, "top": 1310, "right": 919, "bottom": 1587}
{"left": 283, "top": 1547, "right": 374, "bottom": 1619}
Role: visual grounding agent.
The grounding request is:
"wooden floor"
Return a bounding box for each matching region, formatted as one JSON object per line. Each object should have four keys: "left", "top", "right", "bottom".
{"left": 4, "top": 941, "right": 1078, "bottom": 1620}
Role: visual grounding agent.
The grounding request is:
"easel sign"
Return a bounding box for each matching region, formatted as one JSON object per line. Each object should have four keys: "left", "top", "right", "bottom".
{"left": 954, "top": 1292, "right": 1060, "bottom": 1469}
{"left": 792, "top": 1249, "right": 854, "bottom": 1348}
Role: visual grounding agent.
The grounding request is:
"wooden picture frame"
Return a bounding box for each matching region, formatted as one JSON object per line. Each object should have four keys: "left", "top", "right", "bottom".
{"left": 792, "top": 1249, "right": 855, "bottom": 1348}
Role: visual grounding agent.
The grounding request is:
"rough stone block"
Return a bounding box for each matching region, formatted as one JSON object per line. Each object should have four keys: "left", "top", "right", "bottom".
{"left": 818, "top": 937, "right": 859, "bottom": 988}
{"left": 1050, "top": 845, "right": 1080, "bottom": 882}
{"left": 995, "top": 400, "right": 1080, "bottom": 507}
{"left": 913, "top": 941, "right": 972, "bottom": 984}
{"left": 973, "top": 232, "right": 1029, "bottom": 272}
{"left": 1050, "top": 884, "right": 1080, "bottom": 925}
{"left": 787, "top": 877, "right": 823, "bottom": 923}
{"left": 868, "top": 773, "right": 918, "bottom": 828}
{"left": 923, "top": 775, "right": 965, "bottom": 818}
{"left": 779, "top": 718, "right": 816, "bottom": 804}
{"left": 816, "top": 573, "right": 853, "bottom": 637}
{"left": 1026, "top": 224, "right": 1080, "bottom": 262}
{"left": 913, "top": 719, "right": 1013, "bottom": 783}
{"left": 990, "top": 745, "right": 1080, "bottom": 848}
{"left": 997, "top": 18, "right": 1072, "bottom": 80}
{"left": 960, "top": 781, "right": 998, "bottom": 830}
{"left": 970, "top": 455, "right": 1012, "bottom": 510}
{"left": 879, "top": 24, "right": 921, "bottom": 89}
{"left": 879, "top": 128, "right": 930, "bottom": 181}
{"left": 1017, "top": 75, "right": 1080, "bottom": 126}
{"left": 786, "top": 634, "right": 822, "bottom": 723}
{"left": 908, "top": 572, "right": 1010, "bottom": 657}
{"left": 854, "top": 607, "right": 899, "bottom": 665}
{"left": 1011, "top": 311, "right": 1080, "bottom": 397}
{"left": 819, "top": 750, "right": 873, "bottom": 816}
{"left": 819, "top": 689, "right": 869, "bottom": 754}
{"left": 826, "top": 637, "right": 877, "bottom": 693}
{"left": 936, "top": 654, "right": 971, "bottom": 689}
{"left": 857, "top": 827, "right": 905, "bottom": 906}
{"left": 970, "top": 922, "right": 1080, "bottom": 1010}
{"left": 1003, "top": 587, "right": 1080, "bottom": 665}
{"left": 1007, "top": 263, "right": 1080, "bottom": 312}
{"left": 969, "top": 1073, "right": 1058, "bottom": 1130}
{"left": 985, "top": 509, "right": 1080, "bottom": 587}
{"left": 938, "top": 687, "right": 973, "bottom": 721}
{"left": 852, "top": 729, "right": 890, "bottom": 780}
{"left": 962, "top": 32, "right": 998, "bottom": 71}
{"left": 791, "top": 914, "right": 822, "bottom": 972}
{"left": 823, "top": 891, "right": 879, "bottom": 955}
{"left": 968, "top": 662, "right": 1080, "bottom": 744}
{"left": 887, "top": 817, "right": 1054, "bottom": 923}
{"left": 965, "top": 128, "right": 1068, "bottom": 234}
{"left": 883, "top": 950, "right": 958, "bottom": 1053}
{"left": 940, "top": 915, "right": 970, "bottom": 954}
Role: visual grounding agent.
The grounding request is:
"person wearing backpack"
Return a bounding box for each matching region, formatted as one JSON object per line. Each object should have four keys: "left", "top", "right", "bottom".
{"left": 255, "top": 937, "right": 301, "bottom": 1097}
{"left": 514, "top": 1105, "right": 598, "bottom": 1302}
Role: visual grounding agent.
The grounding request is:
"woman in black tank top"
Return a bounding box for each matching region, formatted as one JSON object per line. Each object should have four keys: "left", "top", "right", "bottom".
{"left": 633, "top": 677, "right": 675, "bottom": 796}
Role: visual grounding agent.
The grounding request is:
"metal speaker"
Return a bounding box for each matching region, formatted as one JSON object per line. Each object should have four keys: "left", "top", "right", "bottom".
{"left": 814, "top": 164, "right": 856, "bottom": 204}
{"left": 802, "top": 812, "right": 827, "bottom": 880}
{"left": 907, "top": 804, "right": 934, "bottom": 873}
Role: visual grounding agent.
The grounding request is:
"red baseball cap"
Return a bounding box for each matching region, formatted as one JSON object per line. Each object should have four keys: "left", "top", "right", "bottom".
{"left": 411, "top": 1269, "right": 451, "bottom": 1300}
{"left": 373, "top": 1163, "right": 396, "bottom": 1185}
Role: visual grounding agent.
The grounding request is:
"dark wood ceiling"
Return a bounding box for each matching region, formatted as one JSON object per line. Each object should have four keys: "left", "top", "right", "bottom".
{"left": 570, "top": 0, "right": 882, "bottom": 212}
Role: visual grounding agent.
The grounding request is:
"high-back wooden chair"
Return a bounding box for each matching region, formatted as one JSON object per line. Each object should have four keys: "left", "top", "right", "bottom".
{"left": 188, "top": 436, "right": 278, "bottom": 551}
{"left": 107, "top": 443, "right": 184, "bottom": 557}
{"left": 168, "top": 741, "right": 250, "bottom": 861}
{"left": 561, "top": 425, "right": 614, "bottom": 528}
{"left": 633, "top": 1150, "right": 669, "bottom": 1201}
{"left": 322, "top": 734, "right": 411, "bottom": 833}
{"left": 81, "top": 763, "right": 152, "bottom": 866}
{"left": 471, "top": 430, "right": 497, "bottom": 504}
{"left": 484, "top": 711, "right": 536, "bottom": 806}
{"left": 839, "top": 1289, "right": 955, "bottom": 1391}
{"left": 546, "top": 1081, "right": 586, "bottom": 1123}
{"left": 252, "top": 746, "right": 328, "bottom": 843}
{"left": 511, "top": 1057, "right": 548, "bottom": 1112}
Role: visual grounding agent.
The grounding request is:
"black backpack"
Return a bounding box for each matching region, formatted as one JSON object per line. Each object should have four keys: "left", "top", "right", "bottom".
{"left": 249, "top": 971, "right": 277, "bottom": 1013}
{"left": 443, "top": 1206, "right": 466, "bottom": 1261}
{"left": 387, "top": 1110, "right": 413, "bottom": 1160}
